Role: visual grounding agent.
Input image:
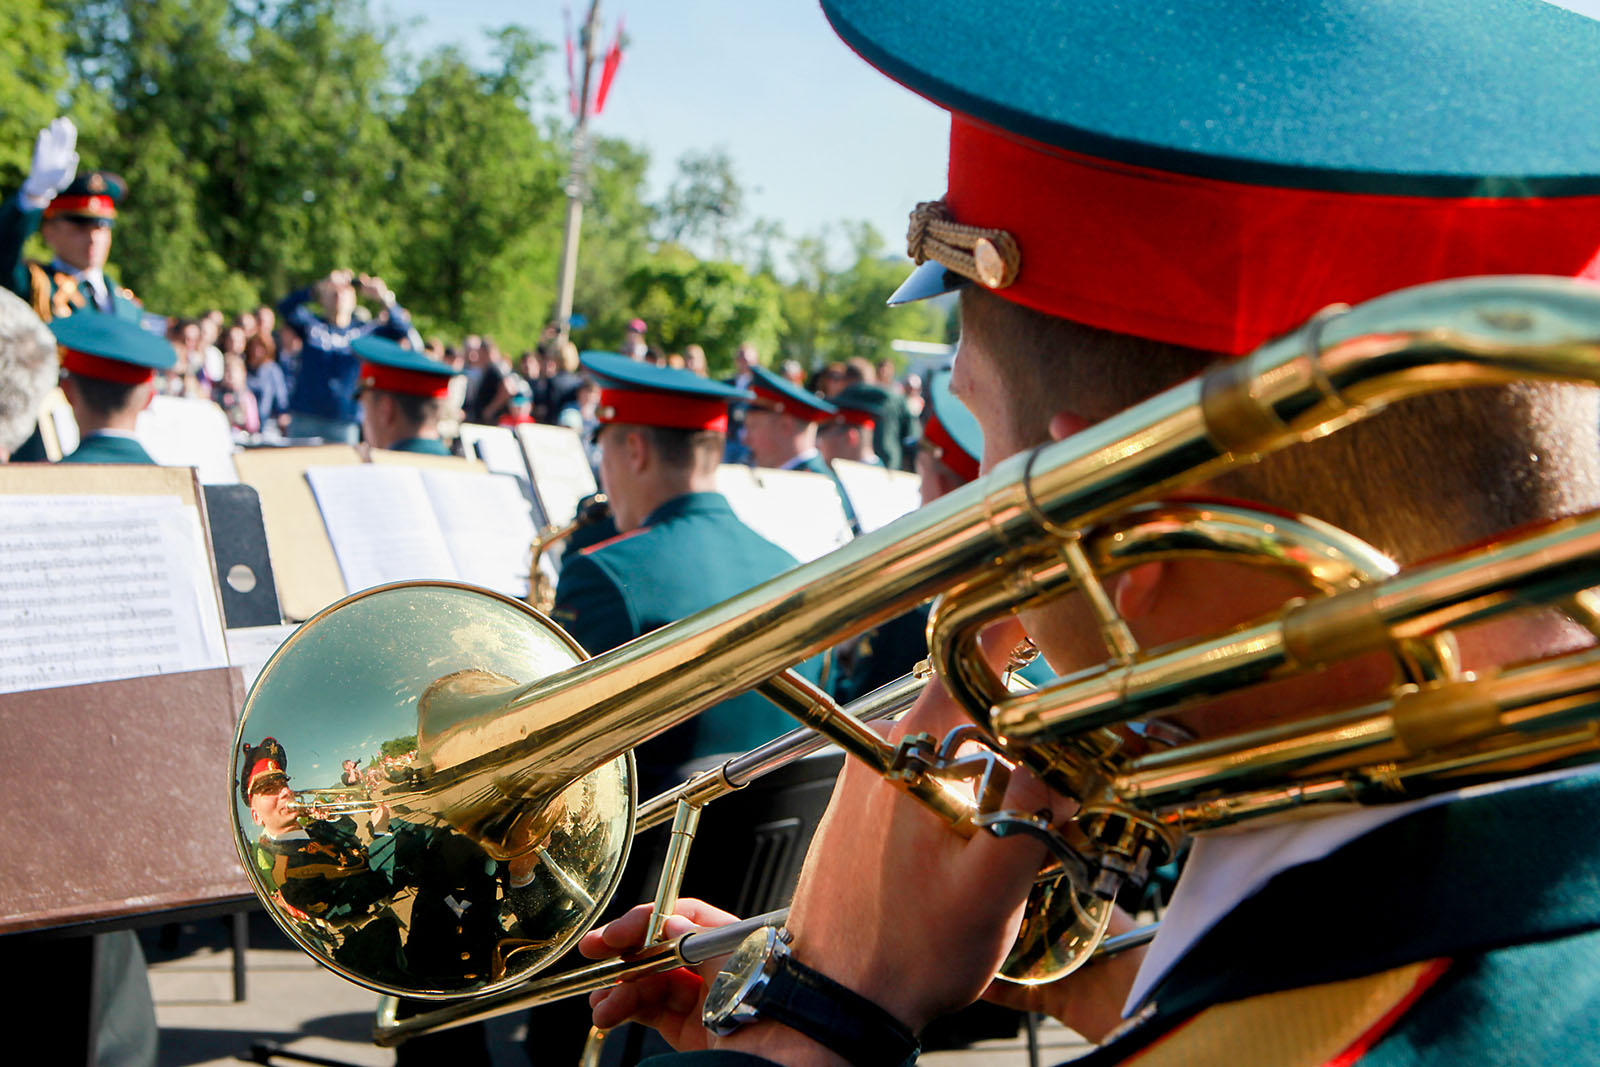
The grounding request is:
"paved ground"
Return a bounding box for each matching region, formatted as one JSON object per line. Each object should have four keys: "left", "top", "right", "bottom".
{"left": 142, "top": 913, "right": 1092, "bottom": 1066}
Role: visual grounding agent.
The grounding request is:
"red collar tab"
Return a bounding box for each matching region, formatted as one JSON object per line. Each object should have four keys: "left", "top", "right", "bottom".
{"left": 60, "top": 347, "right": 154, "bottom": 386}
{"left": 45, "top": 195, "right": 117, "bottom": 221}
{"left": 598, "top": 386, "right": 730, "bottom": 432}
{"left": 922, "top": 413, "right": 979, "bottom": 482}
{"left": 940, "top": 114, "right": 1600, "bottom": 355}
{"left": 359, "top": 360, "right": 451, "bottom": 398}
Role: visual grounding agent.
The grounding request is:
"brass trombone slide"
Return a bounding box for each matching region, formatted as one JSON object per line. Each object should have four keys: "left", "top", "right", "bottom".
{"left": 232, "top": 275, "right": 1600, "bottom": 1014}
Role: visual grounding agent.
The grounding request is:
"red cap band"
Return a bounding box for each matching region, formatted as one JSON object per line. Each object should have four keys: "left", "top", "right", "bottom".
{"left": 835, "top": 407, "right": 876, "bottom": 432}
{"left": 360, "top": 361, "right": 451, "bottom": 398}
{"left": 948, "top": 114, "right": 1600, "bottom": 355}
{"left": 60, "top": 347, "right": 154, "bottom": 385}
{"left": 45, "top": 195, "right": 116, "bottom": 220}
{"left": 599, "top": 387, "right": 730, "bottom": 432}
{"left": 921, "top": 413, "right": 980, "bottom": 483}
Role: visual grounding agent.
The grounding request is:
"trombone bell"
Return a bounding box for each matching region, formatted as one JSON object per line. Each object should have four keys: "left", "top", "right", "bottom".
{"left": 231, "top": 582, "right": 636, "bottom": 999}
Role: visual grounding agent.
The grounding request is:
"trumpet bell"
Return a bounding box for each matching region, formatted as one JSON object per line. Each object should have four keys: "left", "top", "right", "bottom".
{"left": 230, "top": 581, "right": 635, "bottom": 999}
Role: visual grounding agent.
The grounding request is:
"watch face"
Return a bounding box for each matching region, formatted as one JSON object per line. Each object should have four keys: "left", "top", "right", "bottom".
{"left": 702, "top": 926, "right": 780, "bottom": 1033}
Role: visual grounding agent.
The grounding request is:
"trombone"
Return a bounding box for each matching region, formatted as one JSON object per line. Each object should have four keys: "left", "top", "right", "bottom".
{"left": 231, "top": 276, "right": 1600, "bottom": 1040}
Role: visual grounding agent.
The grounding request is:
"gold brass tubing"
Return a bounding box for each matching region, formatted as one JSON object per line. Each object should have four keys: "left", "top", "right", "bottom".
{"left": 757, "top": 670, "right": 978, "bottom": 830}
{"left": 410, "top": 279, "right": 1600, "bottom": 802}
{"left": 634, "top": 671, "right": 928, "bottom": 834}
{"left": 1119, "top": 648, "right": 1600, "bottom": 810}
{"left": 646, "top": 800, "right": 703, "bottom": 946}
{"left": 1058, "top": 535, "right": 1139, "bottom": 664}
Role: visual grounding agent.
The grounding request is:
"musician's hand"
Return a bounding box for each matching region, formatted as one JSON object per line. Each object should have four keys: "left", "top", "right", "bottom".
{"left": 741, "top": 620, "right": 1049, "bottom": 1042}
{"left": 978, "top": 904, "right": 1148, "bottom": 1042}
{"left": 579, "top": 898, "right": 739, "bottom": 1051}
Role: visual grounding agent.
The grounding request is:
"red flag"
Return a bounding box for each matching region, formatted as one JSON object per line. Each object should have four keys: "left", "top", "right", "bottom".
{"left": 593, "top": 17, "right": 625, "bottom": 116}
{"left": 564, "top": 7, "right": 579, "bottom": 117}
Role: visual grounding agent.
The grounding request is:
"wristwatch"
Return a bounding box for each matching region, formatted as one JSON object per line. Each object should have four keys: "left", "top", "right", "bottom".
{"left": 702, "top": 925, "right": 921, "bottom": 1067}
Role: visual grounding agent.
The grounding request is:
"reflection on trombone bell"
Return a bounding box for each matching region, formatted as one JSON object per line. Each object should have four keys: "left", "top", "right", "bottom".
{"left": 231, "top": 280, "right": 1600, "bottom": 1043}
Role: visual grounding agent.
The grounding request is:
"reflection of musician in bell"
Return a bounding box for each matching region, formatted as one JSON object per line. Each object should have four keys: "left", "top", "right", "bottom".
{"left": 585, "top": 3, "right": 1600, "bottom": 1064}
{"left": 240, "top": 737, "right": 409, "bottom": 985}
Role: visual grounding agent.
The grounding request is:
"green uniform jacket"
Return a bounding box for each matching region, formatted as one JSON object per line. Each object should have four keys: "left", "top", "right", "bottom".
{"left": 641, "top": 771, "right": 1600, "bottom": 1067}
{"left": 0, "top": 194, "right": 143, "bottom": 323}
{"left": 385, "top": 437, "right": 453, "bottom": 456}
{"left": 59, "top": 433, "right": 156, "bottom": 465}
{"left": 551, "top": 491, "right": 823, "bottom": 790}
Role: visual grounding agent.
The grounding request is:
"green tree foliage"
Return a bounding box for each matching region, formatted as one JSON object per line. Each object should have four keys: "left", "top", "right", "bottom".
{"left": 0, "top": 0, "right": 75, "bottom": 193}
{"left": 388, "top": 32, "right": 565, "bottom": 345}
{"left": 778, "top": 223, "right": 945, "bottom": 371}
{"left": 621, "top": 246, "right": 782, "bottom": 374}
{"left": 7, "top": 0, "right": 949, "bottom": 356}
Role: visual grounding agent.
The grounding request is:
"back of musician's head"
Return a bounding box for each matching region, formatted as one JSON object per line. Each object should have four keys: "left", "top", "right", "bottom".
{"left": 64, "top": 372, "right": 144, "bottom": 418}
{"left": 963, "top": 286, "right": 1600, "bottom": 565}
{"left": 638, "top": 425, "right": 723, "bottom": 477}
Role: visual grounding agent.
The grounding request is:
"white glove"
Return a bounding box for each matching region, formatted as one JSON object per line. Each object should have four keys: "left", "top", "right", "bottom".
{"left": 20, "top": 118, "right": 79, "bottom": 206}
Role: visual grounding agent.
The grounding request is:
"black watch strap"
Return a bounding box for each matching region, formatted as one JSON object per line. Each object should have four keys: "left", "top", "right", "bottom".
{"left": 761, "top": 954, "right": 921, "bottom": 1067}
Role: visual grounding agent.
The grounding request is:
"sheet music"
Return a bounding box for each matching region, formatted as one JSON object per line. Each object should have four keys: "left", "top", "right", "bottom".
{"left": 0, "top": 495, "right": 229, "bottom": 694}
{"left": 516, "top": 423, "right": 597, "bottom": 528}
{"left": 716, "top": 465, "right": 853, "bottom": 563}
{"left": 305, "top": 466, "right": 459, "bottom": 591}
{"left": 138, "top": 395, "right": 240, "bottom": 484}
{"left": 830, "top": 460, "right": 923, "bottom": 533}
{"left": 420, "top": 469, "right": 538, "bottom": 598}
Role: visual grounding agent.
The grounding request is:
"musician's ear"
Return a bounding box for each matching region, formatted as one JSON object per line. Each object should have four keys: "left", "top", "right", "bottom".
{"left": 1112, "top": 562, "right": 1164, "bottom": 621}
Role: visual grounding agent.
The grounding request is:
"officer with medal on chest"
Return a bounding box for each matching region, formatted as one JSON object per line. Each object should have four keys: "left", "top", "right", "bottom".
{"left": 1, "top": 118, "right": 142, "bottom": 325}
{"left": 578, "top": 2, "right": 1600, "bottom": 1065}
{"left": 49, "top": 313, "right": 174, "bottom": 464}
{"left": 741, "top": 364, "right": 861, "bottom": 537}
{"left": 352, "top": 334, "right": 458, "bottom": 456}
{"left": 551, "top": 353, "right": 826, "bottom": 793}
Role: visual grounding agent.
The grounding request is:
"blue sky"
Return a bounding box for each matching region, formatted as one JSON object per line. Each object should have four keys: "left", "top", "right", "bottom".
{"left": 375, "top": 1, "right": 949, "bottom": 267}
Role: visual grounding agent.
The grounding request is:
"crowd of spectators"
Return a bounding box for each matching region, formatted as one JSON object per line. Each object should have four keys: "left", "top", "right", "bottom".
{"left": 144, "top": 287, "right": 929, "bottom": 475}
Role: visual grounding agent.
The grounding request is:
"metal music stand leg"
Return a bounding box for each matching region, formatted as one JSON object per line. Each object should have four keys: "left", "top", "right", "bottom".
{"left": 1024, "top": 1011, "right": 1041, "bottom": 1067}
{"left": 248, "top": 1040, "right": 366, "bottom": 1067}
{"left": 230, "top": 910, "right": 249, "bottom": 1002}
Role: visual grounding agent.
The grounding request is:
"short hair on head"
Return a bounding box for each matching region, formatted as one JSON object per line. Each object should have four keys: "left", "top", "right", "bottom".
{"left": 637, "top": 424, "right": 724, "bottom": 475}
{"left": 375, "top": 389, "right": 442, "bottom": 427}
{"left": 67, "top": 373, "right": 143, "bottom": 417}
{"left": 962, "top": 286, "right": 1600, "bottom": 565}
{"left": 843, "top": 358, "right": 875, "bottom": 384}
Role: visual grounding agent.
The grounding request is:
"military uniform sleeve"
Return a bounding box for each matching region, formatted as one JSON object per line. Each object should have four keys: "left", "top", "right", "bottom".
{"left": 550, "top": 552, "right": 639, "bottom": 658}
{"left": 0, "top": 193, "right": 42, "bottom": 301}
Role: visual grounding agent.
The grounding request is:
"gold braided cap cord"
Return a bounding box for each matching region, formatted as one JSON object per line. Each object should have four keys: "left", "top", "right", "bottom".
{"left": 906, "top": 199, "right": 1021, "bottom": 291}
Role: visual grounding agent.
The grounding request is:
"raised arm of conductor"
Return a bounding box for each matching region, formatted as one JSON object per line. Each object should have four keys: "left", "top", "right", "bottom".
{"left": 1, "top": 118, "right": 80, "bottom": 301}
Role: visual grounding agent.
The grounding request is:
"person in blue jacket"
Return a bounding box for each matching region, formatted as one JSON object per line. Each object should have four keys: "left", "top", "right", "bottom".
{"left": 279, "top": 269, "right": 411, "bottom": 444}
{"left": 351, "top": 334, "right": 458, "bottom": 456}
{"left": 50, "top": 312, "right": 174, "bottom": 464}
{"left": 577, "top": 3, "right": 1600, "bottom": 1065}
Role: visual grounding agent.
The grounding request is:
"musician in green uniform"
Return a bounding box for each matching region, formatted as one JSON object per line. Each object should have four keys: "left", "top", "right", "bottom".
{"left": 551, "top": 353, "right": 825, "bottom": 792}
{"left": 351, "top": 334, "right": 458, "bottom": 456}
{"left": 581, "top": 3, "right": 1600, "bottom": 1065}
{"left": 814, "top": 384, "right": 884, "bottom": 470}
{"left": 50, "top": 313, "right": 173, "bottom": 464}
{"left": 741, "top": 364, "right": 860, "bottom": 536}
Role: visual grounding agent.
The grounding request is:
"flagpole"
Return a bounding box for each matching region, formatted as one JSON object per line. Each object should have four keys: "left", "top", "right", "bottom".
{"left": 554, "top": 1, "right": 601, "bottom": 348}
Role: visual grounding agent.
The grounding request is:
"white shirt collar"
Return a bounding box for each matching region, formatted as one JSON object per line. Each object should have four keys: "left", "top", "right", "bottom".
{"left": 780, "top": 448, "right": 821, "bottom": 471}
